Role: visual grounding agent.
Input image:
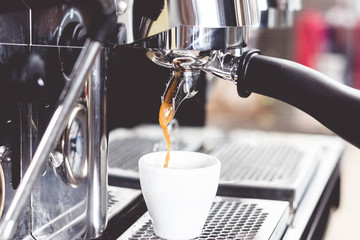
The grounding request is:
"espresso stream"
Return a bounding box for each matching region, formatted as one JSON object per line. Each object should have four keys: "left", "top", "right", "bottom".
{"left": 159, "top": 61, "right": 183, "bottom": 168}
{"left": 159, "top": 102, "right": 173, "bottom": 168}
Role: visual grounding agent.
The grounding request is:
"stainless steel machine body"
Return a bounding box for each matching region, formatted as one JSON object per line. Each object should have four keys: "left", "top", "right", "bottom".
{"left": 0, "top": 1, "right": 112, "bottom": 239}
{"left": 0, "top": 0, "right": 311, "bottom": 239}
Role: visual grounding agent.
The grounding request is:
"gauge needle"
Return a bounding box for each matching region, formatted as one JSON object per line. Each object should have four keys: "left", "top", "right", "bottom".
{"left": 70, "top": 126, "right": 81, "bottom": 150}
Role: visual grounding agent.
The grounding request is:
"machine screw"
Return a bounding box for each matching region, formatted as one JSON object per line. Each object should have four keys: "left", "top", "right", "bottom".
{"left": 49, "top": 151, "right": 64, "bottom": 168}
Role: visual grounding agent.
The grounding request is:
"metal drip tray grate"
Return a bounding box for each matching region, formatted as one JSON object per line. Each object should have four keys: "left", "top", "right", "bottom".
{"left": 107, "top": 186, "right": 142, "bottom": 220}
{"left": 118, "top": 197, "right": 289, "bottom": 240}
{"left": 214, "top": 141, "right": 304, "bottom": 183}
{"left": 209, "top": 131, "right": 343, "bottom": 209}
{"left": 108, "top": 127, "right": 344, "bottom": 209}
{"left": 108, "top": 126, "right": 203, "bottom": 175}
{"left": 109, "top": 137, "right": 160, "bottom": 171}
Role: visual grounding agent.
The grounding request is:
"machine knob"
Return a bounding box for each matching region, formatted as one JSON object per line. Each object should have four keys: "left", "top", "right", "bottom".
{"left": 57, "top": 9, "right": 87, "bottom": 77}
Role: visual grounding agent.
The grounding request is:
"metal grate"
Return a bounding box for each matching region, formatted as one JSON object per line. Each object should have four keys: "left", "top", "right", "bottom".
{"left": 212, "top": 141, "right": 304, "bottom": 183}
{"left": 108, "top": 128, "right": 339, "bottom": 209}
{"left": 198, "top": 201, "right": 268, "bottom": 239}
{"left": 108, "top": 137, "right": 187, "bottom": 171}
{"left": 109, "top": 137, "right": 158, "bottom": 171}
{"left": 107, "top": 186, "right": 142, "bottom": 220}
{"left": 118, "top": 198, "right": 289, "bottom": 240}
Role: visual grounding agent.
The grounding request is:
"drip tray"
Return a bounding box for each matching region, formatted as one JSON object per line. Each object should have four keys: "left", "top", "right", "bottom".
{"left": 118, "top": 197, "right": 289, "bottom": 240}
{"left": 108, "top": 186, "right": 142, "bottom": 220}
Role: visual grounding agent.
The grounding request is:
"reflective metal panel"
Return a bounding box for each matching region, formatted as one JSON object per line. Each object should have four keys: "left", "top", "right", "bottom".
{"left": 133, "top": 26, "right": 249, "bottom": 50}
{"left": 116, "top": 0, "right": 258, "bottom": 48}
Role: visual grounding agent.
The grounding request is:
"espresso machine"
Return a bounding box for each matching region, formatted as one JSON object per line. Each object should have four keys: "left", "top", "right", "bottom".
{"left": 127, "top": 0, "right": 360, "bottom": 149}
{"left": 0, "top": 0, "right": 351, "bottom": 239}
{"left": 0, "top": 0, "right": 117, "bottom": 239}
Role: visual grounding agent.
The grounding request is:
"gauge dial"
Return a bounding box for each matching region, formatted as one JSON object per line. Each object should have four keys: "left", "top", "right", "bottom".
{"left": 59, "top": 104, "right": 87, "bottom": 187}
{"left": 68, "top": 114, "right": 85, "bottom": 170}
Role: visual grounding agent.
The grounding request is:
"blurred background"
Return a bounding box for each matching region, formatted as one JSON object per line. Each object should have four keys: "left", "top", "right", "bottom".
{"left": 205, "top": 0, "right": 360, "bottom": 239}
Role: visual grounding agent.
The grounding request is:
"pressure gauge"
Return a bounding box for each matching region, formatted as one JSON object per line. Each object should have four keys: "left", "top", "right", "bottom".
{"left": 58, "top": 104, "right": 88, "bottom": 187}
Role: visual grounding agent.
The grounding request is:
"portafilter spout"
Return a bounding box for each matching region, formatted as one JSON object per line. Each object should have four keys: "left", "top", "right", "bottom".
{"left": 126, "top": 0, "right": 259, "bottom": 117}
{"left": 162, "top": 58, "right": 202, "bottom": 115}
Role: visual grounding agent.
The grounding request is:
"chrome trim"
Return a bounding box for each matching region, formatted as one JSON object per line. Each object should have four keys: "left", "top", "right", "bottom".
{"left": 86, "top": 49, "right": 108, "bottom": 238}
{"left": 59, "top": 104, "right": 88, "bottom": 187}
{"left": 203, "top": 50, "right": 243, "bottom": 83}
{"left": 167, "top": 0, "right": 258, "bottom": 28}
{"left": 134, "top": 26, "right": 249, "bottom": 51}
{"left": 116, "top": 0, "right": 258, "bottom": 47}
{"left": 0, "top": 39, "right": 102, "bottom": 240}
{"left": 0, "top": 164, "right": 4, "bottom": 219}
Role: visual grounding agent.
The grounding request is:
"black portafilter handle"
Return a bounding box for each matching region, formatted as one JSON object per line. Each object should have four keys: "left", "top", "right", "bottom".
{"left": 237, "top": 49, "right": 360, "bottom": 148}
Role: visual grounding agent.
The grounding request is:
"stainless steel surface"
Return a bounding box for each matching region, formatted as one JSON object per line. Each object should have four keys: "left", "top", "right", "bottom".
{"left": 213, "top": 130, "right": 343, "bottom": 209}
{"left": 58, "top": 103, "right": 88, "bottom": 187}
{"left": 0, "top": 4, "right": 112, "bottom": 238}
{"left": 118, "top": 197, "right": 289, "bottom": 240}
{"left": 0, "top": 164, "right": 4, "bottom": 219}
{"left": 0, "top": 39, "right": 102, "bottom": 239}
{"left": 166, "top": 0, "right": 258, "bottom": 27}
{"left": 107, "top": 186, "right": 142, "bottom": 220}
{"left": 117, "top": 0, "right": 258, "bottom": 101}
{"left": 116, "top": 0, "right": 259, "bottom": 45}
{"left": 136, "top": 25, "right": 250, "bottom": 51}
{"left": 0, "top": 1, "right": 333, "bottom": 239}
{"left": 282, "top": 133, "right": 342, "bottom": 240}
{"left": 130, "top": 0, "right": 302, "bottom": 100}
{"left": 86, "top": 49, "right": 108, "bottom": 238}
{"left": 119, "top": 0, "right": 259, "bottom": 111}
{"left": 108, "top": 125, "right": 206, "bottom": 180}
{"left": 30, "top": 185, "right": 140, "bottom": 240}
{"left": 203, "top": 50, "right": 243, "bottom": 83}
{"left": 12, "top": 5, "right": 110, "bottom": 239}
{"left": 145, "top": 49, "right": 212, "bottom": 69}
{"left": 162, "top": 61, "right": 202, "bottom": 114}
{"left": 31, "top": 165, "right": 88, "bottom": 240}
{"left": 108, "top": 127, "right": 345, "bottom": 210}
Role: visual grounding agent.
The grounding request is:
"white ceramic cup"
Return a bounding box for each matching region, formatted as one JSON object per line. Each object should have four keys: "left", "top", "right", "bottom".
{"left": 139, "top": 151, "right": 221, "bottom": 240}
